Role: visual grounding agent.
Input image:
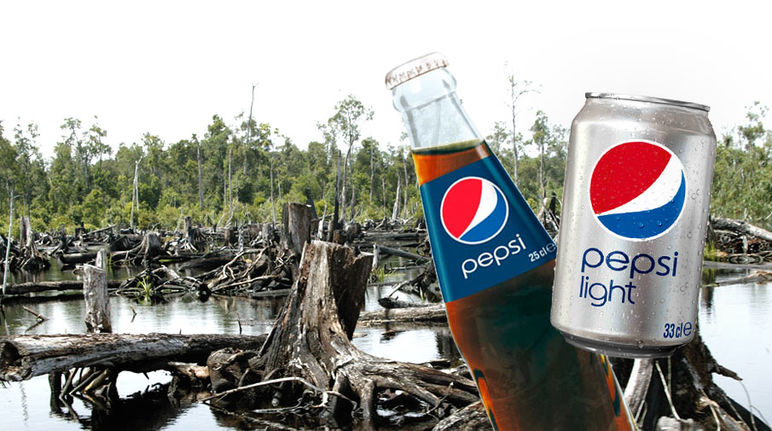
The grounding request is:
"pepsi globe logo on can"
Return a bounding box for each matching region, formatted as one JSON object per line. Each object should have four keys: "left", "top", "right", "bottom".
{"left": 590, "top": 141, "right": 686, "bottom": 240}
{"left": 441, "top": 177, "right": 509, "bottom": 245}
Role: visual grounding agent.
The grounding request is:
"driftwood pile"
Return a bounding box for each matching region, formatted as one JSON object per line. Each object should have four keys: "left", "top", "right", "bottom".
{"left": 0, "top": 216, "right": 50, "bottom": 272}
{"left": 710, "top": 216, "right": 772, "bottom": 263}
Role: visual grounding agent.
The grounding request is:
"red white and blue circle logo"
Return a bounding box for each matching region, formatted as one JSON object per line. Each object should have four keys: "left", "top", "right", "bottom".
{"left": 440, "top": 177, "right": 509, "bottom": 245}
{"left": 590, "top": 140, "right": 687, "bottom": 240}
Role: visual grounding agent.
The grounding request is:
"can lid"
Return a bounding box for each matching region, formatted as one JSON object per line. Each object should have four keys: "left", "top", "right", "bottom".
{"left": 586, "top": 92, "right": 710, "bottom": 112}
{"left": 385, "top": 52, "right": 449, "bottom": 90}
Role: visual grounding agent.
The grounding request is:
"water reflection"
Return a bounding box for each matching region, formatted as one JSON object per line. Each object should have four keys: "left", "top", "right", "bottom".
{"left": 0, "top": 294, "right": 282, "bottom": 336}
{"left": 0, "top": 263, "right": 455, "bottom": 431}
{"left": 3, "top": 262, "right": 768, "bottom": 429}
{"left": 701, "top": 285, "right": 715, "bottom": 313}
{"left": 698, "top": 271, "right": 772, "bottom": 423}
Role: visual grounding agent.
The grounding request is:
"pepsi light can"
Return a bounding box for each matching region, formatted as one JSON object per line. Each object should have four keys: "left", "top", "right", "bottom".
{"left": 551, "top": 93, "right": 717, "bottom": 358}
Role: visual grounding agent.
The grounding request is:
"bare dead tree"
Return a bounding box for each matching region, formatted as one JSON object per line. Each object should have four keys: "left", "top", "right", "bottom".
{"left": 507, "top": 73, "right": 537, "bottom": 186}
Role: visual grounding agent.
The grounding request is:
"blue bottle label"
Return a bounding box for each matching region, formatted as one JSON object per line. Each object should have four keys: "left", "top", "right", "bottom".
{"left": 421, "top": 156, "right": 556, "bottom": 302}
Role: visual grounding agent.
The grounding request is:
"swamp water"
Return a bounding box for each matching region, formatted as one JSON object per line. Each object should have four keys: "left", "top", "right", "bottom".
{"left": 0, "top": 263, "right": 769, "bottom": 430}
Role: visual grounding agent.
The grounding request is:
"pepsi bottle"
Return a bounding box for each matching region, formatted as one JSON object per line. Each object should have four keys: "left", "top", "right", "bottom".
{"left": 385, "top": 53, "right": 635, "bottom": 430}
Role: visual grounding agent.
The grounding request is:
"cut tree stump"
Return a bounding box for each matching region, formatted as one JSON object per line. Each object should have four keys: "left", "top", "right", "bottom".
{"left": 227, "top": 241, "right": 479, "bottom": 430}
{"left": 83, "top": 249, "right": 111, "bottom": 333}
{"left": 281, "top": 203, "right": 313, "bottom": 257}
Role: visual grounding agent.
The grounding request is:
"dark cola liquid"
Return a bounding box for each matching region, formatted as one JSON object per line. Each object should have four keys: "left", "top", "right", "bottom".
{"left": 413, "top": 140, "right": 633, "bottom": 430}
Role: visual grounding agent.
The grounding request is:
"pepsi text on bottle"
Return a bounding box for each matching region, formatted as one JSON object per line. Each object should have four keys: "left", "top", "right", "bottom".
{"left": 551, "top": 93, "right": 717, "bottom": 358}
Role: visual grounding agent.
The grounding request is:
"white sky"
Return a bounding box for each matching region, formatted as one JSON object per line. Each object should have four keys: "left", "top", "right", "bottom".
{"left": 2, "top": 0, "right": 770, "bottom": 158}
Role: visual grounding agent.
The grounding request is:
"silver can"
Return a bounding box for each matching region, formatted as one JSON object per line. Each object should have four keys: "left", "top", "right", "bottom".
{"left": 551, "top": 93, "right": 717, "bottom": 358}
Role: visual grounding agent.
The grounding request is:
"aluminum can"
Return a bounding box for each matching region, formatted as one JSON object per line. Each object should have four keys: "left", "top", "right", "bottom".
{"left": 551, "top": 93, "right": 717, "bottom": 358}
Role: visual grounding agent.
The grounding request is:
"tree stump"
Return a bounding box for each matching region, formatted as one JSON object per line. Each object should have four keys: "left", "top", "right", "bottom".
{"left": 261, "top": 223, "right": 277, "bottom": 245}
{"left": 129, "top": 231, "right": 163, "bottom": 265}
{"left": 18, "top": 216, "right": 49, "bottom": 272}
{"left": 281, "top": 203, "right": 313, "bottom": 256}
{"left": 83, "top": 257, "right": 111, "bottom": 333}
{"left": 231, "top": 241, "right": 479, "bottom": 430}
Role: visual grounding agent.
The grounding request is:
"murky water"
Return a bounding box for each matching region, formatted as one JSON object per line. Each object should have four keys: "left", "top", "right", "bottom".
{"left": 0, "top": 263, "right": 769, "bottom": 429}
{"left": 698, "top": 270, "right": 772, "bottom": 424}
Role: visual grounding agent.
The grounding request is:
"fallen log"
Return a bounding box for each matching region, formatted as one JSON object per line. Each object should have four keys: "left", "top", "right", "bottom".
{"left": 432, "top": 402, "right": 490, "bottom": 431}
{"left": 243, "top": 288, "right": 291, "bottom": 299}
{"left": 3, "top": 279, "right": 123, "bottom": 295}
{"left": 358, "top": 303, "right": 447, "bottom": 324}
{"left": 373, "top": 244, "right": 430, "bottom": 263}
{"left": 702, "top": 260, "right": 772, "bottom": 271}
{"left": 706, "top": 270, "right": 772, "bottom": 287}
{"left": 712, "top": 217, "right": 772, "bottom": 242}
{"left": 377, "top": 296, "right": 426, "bottom": 309}
{"left": 0, "top": 333, "right": 267, "bottom": 381}
{"left": 362, "top": 231, "right": 422, "bottom": 241}
{"left": 59, "top": 252, "right": 97, "bottom": 266}
{"left": 179, "top": 252, "right": 235, "bottom": 271}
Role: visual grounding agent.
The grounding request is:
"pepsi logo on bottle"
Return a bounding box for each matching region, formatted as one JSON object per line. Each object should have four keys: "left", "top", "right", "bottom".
{"left": 441, "top": 177, "right": 509, "bottom": 245}
{"left": 420, "top": 154, "right": 557, "bottom": 303}
{"left": 589, "top": 141, "right": 687, "bottom": 240}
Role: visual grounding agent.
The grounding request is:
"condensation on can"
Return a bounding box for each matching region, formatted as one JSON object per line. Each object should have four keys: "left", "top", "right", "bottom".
{"left": 551, "top": 93, "right": 717, "bottom": 358}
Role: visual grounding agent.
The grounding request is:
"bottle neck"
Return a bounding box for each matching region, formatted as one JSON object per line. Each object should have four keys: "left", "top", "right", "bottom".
{"left": 391, "top": 68, "right": 481, "bottom": 149}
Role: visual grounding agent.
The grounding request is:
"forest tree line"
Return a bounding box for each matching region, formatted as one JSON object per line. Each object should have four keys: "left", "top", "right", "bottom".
{"left": 0, "top": 95, "right": 770, "bottom": 235}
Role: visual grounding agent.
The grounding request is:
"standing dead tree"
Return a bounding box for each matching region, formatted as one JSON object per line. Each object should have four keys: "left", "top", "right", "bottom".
{"left": 506, "top": 73, "right": 536, "bottom": 186}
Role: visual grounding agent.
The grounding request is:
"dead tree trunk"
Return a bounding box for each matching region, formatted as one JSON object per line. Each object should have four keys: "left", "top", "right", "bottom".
{"left": 712, "top": 216, "right": 772, "bottom": 242}
{"left": 197, "top": 143, "right": 204, "bottom": 209}
{"left": 281, "top": 203, "right": 313, "bottom": 257}
{"left": 0, "top": 333, "right": 266, "bottom": 381}
{"left": 83, "top": 249, "right": 111, "bottom": 333}
{"left": 358, "top": 304, "right": 447, "bottom": 324}
{"left": 2, "top": 188, "right": 14, "bottom": 297}
{"left": 236, "top": 241, "right": 479, "bottom": 429}
{"left": 2, "top": 279, "right": 123, "bottom": 295}
{"left": 137, "top": 232, "right": 162, "bottom": 264}
{"left": 329, "top": 153, "right": 342, "bottom": 241}
{"left": 130, "top": 159, "right": 140, "bottom": 231}
{"left": 391, "top": 176, "right": 401, "bottom": 221}
{"left": 433, "top": 402, "right": 490, "bottom": 431}
{"left": 18, "top": 216, "right": 49, "bottom": 271}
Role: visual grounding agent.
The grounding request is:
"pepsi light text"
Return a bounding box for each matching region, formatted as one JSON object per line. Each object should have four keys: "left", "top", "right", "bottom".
{"left": 577, "top": 247, "right": 679, "bottom": 307}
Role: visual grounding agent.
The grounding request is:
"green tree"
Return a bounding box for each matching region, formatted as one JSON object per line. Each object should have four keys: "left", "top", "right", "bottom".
{"left": 711, "top": 102, "right": 771, "bottom": 227}
{"left": 320, "top": 95, "right": 374, "bottom": 222}
{"left": 12, "top": 122, "right": 46, "bottom": 219}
